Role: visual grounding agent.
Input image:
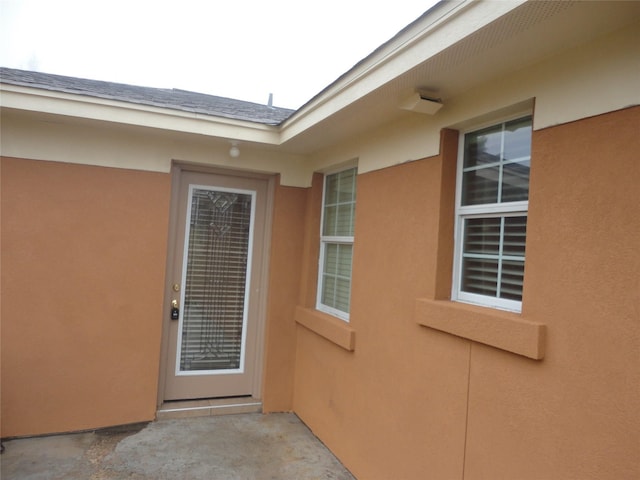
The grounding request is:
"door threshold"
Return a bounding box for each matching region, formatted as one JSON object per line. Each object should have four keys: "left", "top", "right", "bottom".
{"left": 156, "top": 397, "right": 262, "bottom": 420}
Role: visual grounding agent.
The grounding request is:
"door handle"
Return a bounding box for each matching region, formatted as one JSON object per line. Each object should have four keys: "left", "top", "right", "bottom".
{"left": 171, "top": 299, "right": 179, "bottom": 320}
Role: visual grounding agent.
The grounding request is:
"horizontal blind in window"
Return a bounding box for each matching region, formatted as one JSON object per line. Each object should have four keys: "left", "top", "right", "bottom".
{"left": 323, "top": 167, "right": 356, "bottom": 237}
{"left": 455, "top": 115, "right": 532, "bottom": 311}
{"left": 180, "top": 189, "right": 252, "bottom": 372}
{"left": 461, "top": 215, "right": 527, "bottom": 301}
{"left": 321, "top": 243, "right": 353, "bottom": 313}
{"left": 318, "top": 167, "right": 357, "bottom": 319}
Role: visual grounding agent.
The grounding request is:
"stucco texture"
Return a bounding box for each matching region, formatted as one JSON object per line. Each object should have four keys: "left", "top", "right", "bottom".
{"left": 462, "top": 107, "right": 640, "bottom": 479}
{"left": 261, "top": 183, "right": 307, "bottom": 412}
{"left": 291, "top": 107, "right": 639, "bottom": 479}
{"left": 1, "top": 158, "right": 171, "bottom": 437}
{"left": 293, "top": 144, "right": 470, "bottom": 479}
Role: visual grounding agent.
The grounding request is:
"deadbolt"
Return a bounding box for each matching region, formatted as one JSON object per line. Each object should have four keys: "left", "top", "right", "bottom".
{"left": 170, "top": 299, "right": 179, "bottom": 320}
{"left": 172, "top": 284, "right": 180, "bottom": 292}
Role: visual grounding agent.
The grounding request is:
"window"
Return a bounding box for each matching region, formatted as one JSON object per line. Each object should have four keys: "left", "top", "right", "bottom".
{"left": 453, "top": 115, "right": 532, "bottom": 312}
{"left": 317, "top": 167, "right": 357, "bottom": 321}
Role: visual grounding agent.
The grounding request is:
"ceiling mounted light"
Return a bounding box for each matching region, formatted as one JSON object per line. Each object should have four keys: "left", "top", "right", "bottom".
{"left": 229, "top": 142, "right": 240, "bottom": 158}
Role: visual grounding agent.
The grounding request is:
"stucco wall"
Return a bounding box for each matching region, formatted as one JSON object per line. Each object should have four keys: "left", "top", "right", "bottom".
{"left": 293, "top": 146, "right": 470, "bottom": 479}
{"left": 292, "top": 107, "right": 640, "bottom": 479}
{"left": 0, "top": 158, "right": 314, "bottom": 436}
{"left": 462, "top": 107, "right": 640, "bottom": 480}
{"left": 0, "top": 13, "right": 637, "bottom": 473}
{"left": 1, "top": 158, "right": 171, "bottom": 437}
{"left": 261, "top": 182, "right": 307, "bottom": 412}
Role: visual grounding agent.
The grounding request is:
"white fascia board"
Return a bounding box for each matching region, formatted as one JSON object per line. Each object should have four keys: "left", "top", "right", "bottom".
{"left": 279, "top": 0, "right": 527, "bottom": 143}
{"left": 0, "top": 85, "right": 281, "bottom": 145}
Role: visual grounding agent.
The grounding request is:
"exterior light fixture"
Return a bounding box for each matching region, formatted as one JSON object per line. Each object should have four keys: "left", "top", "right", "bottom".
{"left": 229, "top": 142, "right": 240, "bottom": 158}
{"left": 399, "top": 90, "right": 443, "bottom": 115}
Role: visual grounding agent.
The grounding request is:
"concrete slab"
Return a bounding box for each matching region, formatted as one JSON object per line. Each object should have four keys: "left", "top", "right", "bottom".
{"left": 1, "top": 413, "right": 355, "bottom": 480}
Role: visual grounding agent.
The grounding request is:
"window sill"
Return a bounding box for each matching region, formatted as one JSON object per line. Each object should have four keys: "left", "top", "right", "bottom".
{"left": 414, "top": 298, "right": 545, "bottom": 360}
{"left": 294, "top": 306, "right": 356, "bottom": 352}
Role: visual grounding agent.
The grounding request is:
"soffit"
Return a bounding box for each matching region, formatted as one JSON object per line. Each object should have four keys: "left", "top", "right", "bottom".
{"left": 278, "top": 0, "right": 640, "bottom": 154}
{"left": 2, "top": 1, "right": 638, "bottom": 157}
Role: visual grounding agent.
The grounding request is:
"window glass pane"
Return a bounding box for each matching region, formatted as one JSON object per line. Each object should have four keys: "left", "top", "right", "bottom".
{"left": 322, "top": 206, "right": 337, "bottom": 236}
{"left": 324, "top": 174, "right": 339, "bottom": 205}
{"left": 502, "top": 216, "right": 527, "bottom": 257}
{"left": 462, "top": 116, "right": 532, "bottom": 206}
{"left": 324, "top": 243, "right": 338, "bottom": 274}
{"left": 323, "top": 203, "right": 355, "bottom": 236}
{"left": 323, "top": 243, "right": 353, "bottom": 280}
{"left": 462, "top": 258, "right": 498, "bottom": 297}
{"left": 463, "top": 217, "right": 501, "bottom": 255}
{"left": 501, "top": 160, "right": 530, "bottom": 202}
{"left": 337, "top": 168, "right": 356, "bottom": 203}
{"left": 334, "top": 277, "right": 351, "bottom": 312}
{"left": 457, "top": 116, "right": 530, "bottom": 310}
{"left": 321, "top": 243, "right": 352, "bottom": 313}
{"left": 319, "top": 167, "right": 356, "bottom": 318}
{"left": 181, "top": 189, "right": 252, "bottom": 372}
{"left": 464, "top": 124, "right": 502, "bottom": 169}
{"left": 462, "top": 167, "right": 499, "bottom": 205}
{"left": 336, "top": 244, "right": 353, "bottom": 277}
{"left": 503, "top": 117, "right": 532, "bottom": 161}
{"left": 335, "top": 204, "right": 355, "bottom": 236}
{"left": 323, "top": 167, "right": 356, "bottom": 236}
{"left": 500, "top": 260, "right": 525, "bottom": 301}
{"left": 321, "top": 275, "right": 336, "bottom": 307}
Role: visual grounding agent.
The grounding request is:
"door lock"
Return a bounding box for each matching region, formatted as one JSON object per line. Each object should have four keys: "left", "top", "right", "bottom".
{"left": 170, "top": 299, "right": 180, "bottom": 320}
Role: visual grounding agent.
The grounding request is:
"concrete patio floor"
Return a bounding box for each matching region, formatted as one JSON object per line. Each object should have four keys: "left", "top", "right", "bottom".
{"left": 1, "top": 413, "right": 355, "bottom": 480}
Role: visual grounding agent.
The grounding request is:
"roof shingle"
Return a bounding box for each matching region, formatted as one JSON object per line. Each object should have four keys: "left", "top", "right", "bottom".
{"left": 0, "top": 67, "right": 295, "bottom": 125}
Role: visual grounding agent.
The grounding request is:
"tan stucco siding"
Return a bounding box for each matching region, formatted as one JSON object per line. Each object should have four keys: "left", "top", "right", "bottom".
{"left": 261, "top": 182, "right": 308, "bottom": 412}
{"left": 293, "top": 150, "right": 471, "bottom": 479}
{"left": 461, "top": 106, "right": 640, "bottom": 480}
{"left": 291, "top": 107, "right": 640, "bottom": 479}
{"left": 0, "top": 158, "right": 171, "bottom": 437}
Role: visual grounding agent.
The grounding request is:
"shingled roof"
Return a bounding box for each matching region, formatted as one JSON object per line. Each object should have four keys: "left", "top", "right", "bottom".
{"left": 0, "top": 67, "right": 295, "bottom": 125}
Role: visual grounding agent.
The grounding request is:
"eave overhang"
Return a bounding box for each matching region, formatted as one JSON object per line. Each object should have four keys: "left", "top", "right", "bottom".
{"left": 2, "top": 0, "right": 639, "bottom": 156}
{"left": 0, "top": 84, "right": 282, "bottom": 145}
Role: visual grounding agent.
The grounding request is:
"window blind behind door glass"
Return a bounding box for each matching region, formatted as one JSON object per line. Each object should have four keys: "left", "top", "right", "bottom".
{"left": 180, "top": 189, "right": 252, "bottom": 372}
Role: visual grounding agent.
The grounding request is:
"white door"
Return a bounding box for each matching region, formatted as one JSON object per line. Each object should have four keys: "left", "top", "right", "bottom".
{"left": 163, "top": 169, "right": 268, "bottom": 400}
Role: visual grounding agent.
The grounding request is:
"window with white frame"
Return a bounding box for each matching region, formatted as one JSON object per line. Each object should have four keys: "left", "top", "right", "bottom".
{"left": 453, "top": 115, "right": 532, "bottom": 312}
{"left": 317, "top": 166, "right": 357, "bottom": 321}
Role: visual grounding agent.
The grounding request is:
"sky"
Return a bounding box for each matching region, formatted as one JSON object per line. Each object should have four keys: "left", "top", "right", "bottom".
{"left": 0, "top": 0, "right": 439, "bottom": 109}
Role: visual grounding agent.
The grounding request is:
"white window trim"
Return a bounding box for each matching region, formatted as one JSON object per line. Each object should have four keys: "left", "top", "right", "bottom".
{"left": 316, "top": 165, "right": 357, "bottom": 322}
{"left": 451, "top": 112, "right": 532, "bottom": 313}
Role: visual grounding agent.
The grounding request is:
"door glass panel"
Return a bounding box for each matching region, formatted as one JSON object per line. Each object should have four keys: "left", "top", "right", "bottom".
{"left": 179, "top": 187, "right": 253, "bottom": 372}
